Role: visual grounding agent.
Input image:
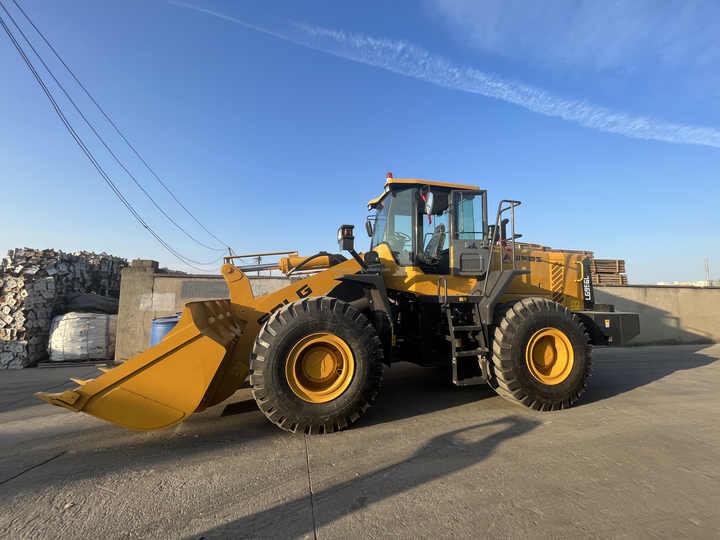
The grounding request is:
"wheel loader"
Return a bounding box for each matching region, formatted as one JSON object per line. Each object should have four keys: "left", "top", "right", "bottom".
{"left": 37, "top": 175, "right": 639, "bottom": 434}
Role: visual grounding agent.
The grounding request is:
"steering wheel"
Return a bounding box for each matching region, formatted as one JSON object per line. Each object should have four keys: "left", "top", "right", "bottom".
{"left": 390, "top": 231, "right": 411, "bottom": 248}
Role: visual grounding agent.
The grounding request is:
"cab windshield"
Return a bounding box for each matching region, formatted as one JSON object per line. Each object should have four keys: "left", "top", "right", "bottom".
{"left": 370, "top": 188, "right": 414, "bottom": 265}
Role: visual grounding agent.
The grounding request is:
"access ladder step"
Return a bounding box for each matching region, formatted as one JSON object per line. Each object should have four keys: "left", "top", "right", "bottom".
{"left": 454, "top": 375, "right": 487, "bottom": 387}
{"left": 451, "top": 325, "right": 483, "bottom": 332}
{"left": 454, "top": 349, "right": 482, "bottom": 358}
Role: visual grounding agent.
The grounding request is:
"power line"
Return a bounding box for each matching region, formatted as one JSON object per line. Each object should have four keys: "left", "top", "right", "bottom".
{"left": 0, "top": 10, "right": 219, "bottom": 272}
{"left": 11, "top": 0, "right": 232, "bottom": 253}
{"left": 1, "top": 0, "right": 227, "bottom": 256}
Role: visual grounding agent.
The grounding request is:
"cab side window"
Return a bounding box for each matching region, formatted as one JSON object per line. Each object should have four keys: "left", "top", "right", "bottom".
{"left": 455, "top": 193, "right": 484, "bottom": 241}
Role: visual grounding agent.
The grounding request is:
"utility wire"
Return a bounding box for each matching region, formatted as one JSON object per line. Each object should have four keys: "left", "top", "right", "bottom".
{"left": 1, "top": 0, "right": 226, "bottom": 258}
{"left": 0, "top": 11, "right": 219, "bottom": 272}
{"left": 11, "top": 0, "right": 231, "bottom": 253}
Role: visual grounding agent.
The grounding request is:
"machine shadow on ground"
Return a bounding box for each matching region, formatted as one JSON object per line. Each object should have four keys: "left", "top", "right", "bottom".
{"left": 1, "top": 346, "right": 715, "bottom": 496}
{"left": 195, "top": 415, "right": 541, "bottom": 539}
{"left": 581, "top": 345, "right": 716, "bottom": 405}
{"left": 361, "top": 363, "right": 496, "bottom": 426}
{"left": 221, "top": 362, "right": 496, "bottom": 427}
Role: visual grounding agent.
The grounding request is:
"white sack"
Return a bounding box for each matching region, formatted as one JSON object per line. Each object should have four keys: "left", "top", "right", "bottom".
{"left": 48, "top": 312, "right": 117, "bottom": 361}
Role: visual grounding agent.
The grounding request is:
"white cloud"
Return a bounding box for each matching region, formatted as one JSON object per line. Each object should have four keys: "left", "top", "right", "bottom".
{"left": 172, "top": 2, "right": 720, "bottom": 149}
{"left": 429, "top": 0, "right": 720, "bottom": 72}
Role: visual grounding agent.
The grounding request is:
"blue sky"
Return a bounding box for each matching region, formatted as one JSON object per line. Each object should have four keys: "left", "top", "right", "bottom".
{"left": 1, "top": 0, "right": 719, "bottom": 283}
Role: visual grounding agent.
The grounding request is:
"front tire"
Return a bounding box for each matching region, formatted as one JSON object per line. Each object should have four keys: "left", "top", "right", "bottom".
{"left": 490, "top": 297, "right": 591, "bottom": 411}
{"left": 250, "top": 297, "right": 384, "bottom": 434}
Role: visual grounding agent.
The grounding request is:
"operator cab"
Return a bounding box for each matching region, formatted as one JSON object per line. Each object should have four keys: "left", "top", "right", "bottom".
{"left": 366, "top": 175, "right": 489, "bottom": 276}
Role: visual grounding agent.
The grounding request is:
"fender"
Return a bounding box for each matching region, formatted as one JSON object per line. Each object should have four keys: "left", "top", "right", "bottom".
{"left": 477, "top": 269, "right": 530, "bottom": 324}
{"left": 335, "top": 273, "right": 395, "bottom": 363}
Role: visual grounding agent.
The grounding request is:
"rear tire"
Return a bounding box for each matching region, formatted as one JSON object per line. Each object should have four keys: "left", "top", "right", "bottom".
{"left": 250, "top": 297, "right": 383, "bottom": 434}
{"left": 490, "top": 297, "right": 591, "bottom": 411}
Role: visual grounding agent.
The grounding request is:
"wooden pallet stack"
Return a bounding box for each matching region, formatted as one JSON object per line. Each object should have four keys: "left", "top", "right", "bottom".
{"left": 591, "top": 259, "right": 628, "bottom": 286}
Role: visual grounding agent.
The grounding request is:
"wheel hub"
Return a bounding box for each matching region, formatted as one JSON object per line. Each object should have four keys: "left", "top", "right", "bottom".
{"left": 285, "top": 333, "right": 355, "bottom": 403}
{"left": 525, "top": 327, "right": 574, "bottom": 385}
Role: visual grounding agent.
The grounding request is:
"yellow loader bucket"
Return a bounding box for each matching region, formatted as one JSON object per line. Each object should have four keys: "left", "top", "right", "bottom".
{"left": 36, "top": 300, "right": 244, "bottom": 431}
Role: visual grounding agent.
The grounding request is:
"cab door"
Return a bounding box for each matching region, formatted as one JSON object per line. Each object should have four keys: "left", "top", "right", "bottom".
{"left": 415, "top": 189, "right": 451, "bottom": 275}
{"left": 449, "top": 190, "right": 489, "bottom": 276}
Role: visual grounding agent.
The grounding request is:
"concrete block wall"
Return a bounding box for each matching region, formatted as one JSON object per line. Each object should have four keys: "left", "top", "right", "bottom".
{"left": 596, "top": 286, "right": 720, "bottom": 345}
{"left": 115, "top": 260, "right": 291, "bottom": 362}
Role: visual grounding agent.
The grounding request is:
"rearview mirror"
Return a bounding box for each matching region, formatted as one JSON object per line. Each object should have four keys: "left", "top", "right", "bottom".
{"left": 337, "top": 224, "right": 355, "bottom": 252}
{"left": 365, "top": 217, "right": 374, "bottom": 237}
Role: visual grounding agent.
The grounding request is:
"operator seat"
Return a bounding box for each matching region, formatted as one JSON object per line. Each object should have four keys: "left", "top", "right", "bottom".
{"left": 424, "top": 223, "right": 446, "bottom": 262}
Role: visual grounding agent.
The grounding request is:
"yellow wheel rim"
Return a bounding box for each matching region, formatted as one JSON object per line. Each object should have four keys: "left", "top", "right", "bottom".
{"left": 285, "top": 332, "right": 355, "bottom": 403}
{"left": 525, "top": 327, "right": 574, "bottom": 385}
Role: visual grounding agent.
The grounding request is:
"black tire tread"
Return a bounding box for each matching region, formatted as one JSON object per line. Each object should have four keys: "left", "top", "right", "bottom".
{"left": 250, "top": 296, "right": 383, "bottom": 434}
{"left": 490, "top": 297, "right": 591, "bottom": 411}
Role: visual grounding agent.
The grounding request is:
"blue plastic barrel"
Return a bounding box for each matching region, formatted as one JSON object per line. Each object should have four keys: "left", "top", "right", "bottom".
{"left": 150, "top": 314, "right": 181, "bottom": 346}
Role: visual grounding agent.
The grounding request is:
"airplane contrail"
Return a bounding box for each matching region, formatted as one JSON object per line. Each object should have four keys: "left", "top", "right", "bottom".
{"left": 171, "top": 1, "right": 720, "bottom": 149}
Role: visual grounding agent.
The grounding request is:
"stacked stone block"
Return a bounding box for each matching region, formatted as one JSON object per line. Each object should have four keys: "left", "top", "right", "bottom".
{"left": 0, "top": 248, "right": 127, "bottom": 368}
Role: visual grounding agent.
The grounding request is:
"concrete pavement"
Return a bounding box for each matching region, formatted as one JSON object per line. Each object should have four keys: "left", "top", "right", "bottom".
{"left": 1, "top": 345, "right": 719, "bottom": 539}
